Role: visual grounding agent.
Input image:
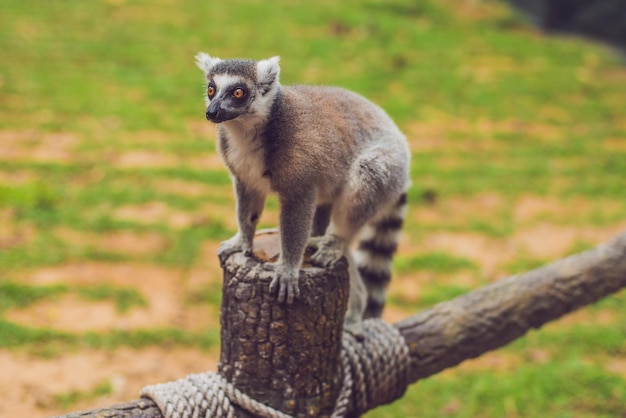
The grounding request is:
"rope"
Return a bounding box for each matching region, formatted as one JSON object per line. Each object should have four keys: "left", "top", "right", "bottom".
{"left": 141, "top": 319, "right": 411, "bottom": 418}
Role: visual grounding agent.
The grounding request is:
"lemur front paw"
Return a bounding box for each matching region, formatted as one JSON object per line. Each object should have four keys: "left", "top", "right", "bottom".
{"left": 266, "top": 263, "right": 300, "bottom": 304}
{"left": 217, "top": 235, "right": 252, "bottom": 262}
{"left": 309, "top": 235, "right": 344, "bottom": 268}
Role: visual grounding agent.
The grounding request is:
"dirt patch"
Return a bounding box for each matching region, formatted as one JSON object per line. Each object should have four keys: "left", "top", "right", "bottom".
{"left": 6, "top": 293, "right": 136, "bottom": 332}
{"left": 604, "top": 137, "right": 626, "bottom": 152}
{"left": 13, "top": 261, "right": 224, "bottom": 332}
{"left": 110, "top": 126, "right": 223, "bottom": 170}
{"left": 552, "top": 307, "right": 617, "bottom": 329}
{"left": 512, "top": 222, "right": 626, "bottom": 259}
{"left": 54, "top": 227, "right": 167, "bottom": 257}
{"left": 384, "top": 273, "right": 425, "bottom": 324}
{"left": 404, "top": 192, "right": 626, "bottom": 278}
{"left": 388, "top": 273, "right": 423, "bottom": 303}
{"left": 188, "top": 153, "right": 227, "bottom": 171}
{"left": 512, "top": 223, "right": 580, "bottom": 259}
{"left": 16, "top": 262, "right": 184, "bottom": 330}
{"left": 155, "top": 178, "right": 214, "bottom": 199}
{"left": 0, "top": 210, "right": 36, "bottom": 250}
{"left": 418, "top": 231, "right": 516, "bottom": 279}
{"left": 406, "top": 117, "right": 568, "bottom": 152}
{"left": 113, "top": 200, "right": 240, "bottom": 232}
{"left": 412, "top": 221, "right": 626, "bottom": 280}
{"left": 605, "top": 357, "right": 626, "bottom": 379}
{"left": 513, "top": 195, "right": 564, "bottom": 223}
{"left": 441, "top": 0, "right": 518, "bottom": 24}
{"left": 514, "top": 195, "right": 626, "bottom": 225}
{"left": 0, "top": 170, "right": 35, "bottom": 185}
{"left": 0, "top": 347, "right": 219, "bottom": 418}
{"left": 411, "top": 192, "right": 505, "bottom": 226}
{"left": 448, "top": 351, "right": 522, "bottom": 375}
{"left": 114, "top": 150, "right": 180, "bottom": 169}
{"left": 120, "top": 129, "right": 177, "bottom": 145}
{"left": 382, "top": 305, "right": 414, "bottom": 324}
{"left": 186, "top": 118, "right": 217, "bottom": 139}
{"left": 199, "top": 201, "right": 237, "bottom": 231}
{"left": 458, "top": 56, "right": 521, "bottom": 85}
{"left": 0, "top": 130, "right": 79, "bottom": 163}
{"left": 113, "top": 202, "right": 198, "bottom": 229}
{"left": 191, "top": 240, "right": 226, "bottom": 284}
{"left": 26, "top": 261, "right": 181, "bottom": 288}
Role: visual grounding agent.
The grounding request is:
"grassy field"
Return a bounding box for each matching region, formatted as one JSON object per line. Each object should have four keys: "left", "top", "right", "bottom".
{"left": 1, "top": 0, "right": 626, "bottom": 416}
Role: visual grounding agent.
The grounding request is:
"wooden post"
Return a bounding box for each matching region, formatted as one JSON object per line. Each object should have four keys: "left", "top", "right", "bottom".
{"left": 217, "top": 230, "right": 350, "bottom": 417}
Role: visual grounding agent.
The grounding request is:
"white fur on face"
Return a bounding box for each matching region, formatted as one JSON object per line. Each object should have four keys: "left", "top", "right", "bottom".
{"left": 212, "top": 74, "right": 247, "bottom": 97}
{"left": 213, "top": 72, "right": 280, "bottom": 125}
{"left": 247, "top": 87, "right": 278, "bottom": 122}
{"left": 203, "top": 74, "right": 247, "bottom": 107}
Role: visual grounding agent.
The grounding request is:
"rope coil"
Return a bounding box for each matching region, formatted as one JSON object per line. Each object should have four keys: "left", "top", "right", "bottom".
{"left": 141, "top": 319, "right": 411, "bottom": 418}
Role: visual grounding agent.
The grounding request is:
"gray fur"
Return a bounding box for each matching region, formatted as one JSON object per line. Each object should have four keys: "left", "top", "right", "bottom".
{"left": 195, "top": 52, "right": 410, "bottom": 335}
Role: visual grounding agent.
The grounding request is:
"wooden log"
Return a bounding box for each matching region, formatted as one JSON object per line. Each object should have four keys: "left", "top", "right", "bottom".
{"left": 396, "top": 231, "right": 626, "bottom": 382}
{"left": 56, "top": 231, "right": 626, "bottom": 418}
{"left": 57, "top": 399, "right": 162, "bottom": 418}
{"left": 217, "top": 230, "right": 350, "bottom": 416}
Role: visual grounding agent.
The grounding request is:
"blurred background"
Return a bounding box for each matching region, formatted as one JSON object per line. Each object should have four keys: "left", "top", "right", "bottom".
{"left": 1, "top": 0, "right": 625, "bottom": 416}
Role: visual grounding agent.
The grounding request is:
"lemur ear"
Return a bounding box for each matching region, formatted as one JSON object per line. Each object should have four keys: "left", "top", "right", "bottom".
{"left": 256, "top": 56, "right": 281, "bottom": 86}
{"left": 195, "top": 52, "right": 221, "bottom": 74}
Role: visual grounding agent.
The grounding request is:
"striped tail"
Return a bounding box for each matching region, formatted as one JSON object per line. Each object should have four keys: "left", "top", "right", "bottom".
{"left": 354, "top": 192, "right": 407, "bottom": 319}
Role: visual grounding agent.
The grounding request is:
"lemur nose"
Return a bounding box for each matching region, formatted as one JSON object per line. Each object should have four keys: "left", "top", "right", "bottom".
{"left": 206, "top": 108, "right": 218, "bottom": 121}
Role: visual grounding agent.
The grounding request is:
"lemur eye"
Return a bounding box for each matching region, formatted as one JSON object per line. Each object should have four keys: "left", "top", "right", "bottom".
{"left": 207, "top": 85, "right": 216, "bottom": 98}
{"left": 233, "top": 88, "right": 245, "bottom": 99}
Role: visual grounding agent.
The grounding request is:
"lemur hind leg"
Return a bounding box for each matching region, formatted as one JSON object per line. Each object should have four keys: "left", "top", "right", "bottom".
{"left": 310, "top": 147, "right": 407, "bottom": 336}
{"left": 310, "top": 147, "right": 406, "bottom": 268}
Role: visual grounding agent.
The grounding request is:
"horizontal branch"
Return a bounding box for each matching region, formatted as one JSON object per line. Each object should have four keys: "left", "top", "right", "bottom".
{"left": 396, "top": 231, "right": 626, "bottom": 382}
{"left": 56, "top": 231, "right": 626, "bottom": 418}
{"left": 58, "top": 399, "right": 162, "bottom": 418}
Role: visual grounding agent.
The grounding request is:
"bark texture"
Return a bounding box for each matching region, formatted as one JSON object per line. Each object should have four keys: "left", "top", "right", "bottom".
{"left": 395, "top": 231, "right": 626, "bottom": 382}
{"left": 58, "top": 399, "right": 162, "bottom": 418}
{"left": 218, "top": 231, "right": 350, "bottom": 416}
{"left": 56, "top": 231, "right": 626, "bottom": 418}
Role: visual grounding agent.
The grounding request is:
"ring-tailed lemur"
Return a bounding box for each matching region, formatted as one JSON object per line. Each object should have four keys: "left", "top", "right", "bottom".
{"left": 196, "top": 53, "right": 410, "bottom": 335}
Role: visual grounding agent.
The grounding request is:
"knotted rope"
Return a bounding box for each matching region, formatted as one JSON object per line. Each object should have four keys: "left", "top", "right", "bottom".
{"left": 141, "top": 319, "right": 411, "bottom": 418}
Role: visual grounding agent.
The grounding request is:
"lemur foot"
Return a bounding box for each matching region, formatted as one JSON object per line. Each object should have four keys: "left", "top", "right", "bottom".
{"left": 217, "top": 235, "right": 252, "bottom": 263}
{"left": 309, "top": 235, "right": 344, "bottom": 268}
{"left": 266, "top": 263, "right": 300, "bottom": 304}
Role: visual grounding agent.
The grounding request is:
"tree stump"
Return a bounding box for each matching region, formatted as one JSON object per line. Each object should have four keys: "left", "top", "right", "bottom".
{"left": 218, "top": 229, "right": 350, "bottom": 417}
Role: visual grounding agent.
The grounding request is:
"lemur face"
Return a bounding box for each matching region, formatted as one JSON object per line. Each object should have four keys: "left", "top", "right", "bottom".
{"left": 195, "top": 53, "right": 281, "bottom": 124}
{"left": 205, "top": 73, "right": 255, "bottom": 123}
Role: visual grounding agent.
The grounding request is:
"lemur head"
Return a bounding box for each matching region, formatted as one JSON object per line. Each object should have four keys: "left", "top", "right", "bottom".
{"left": 195, "top": 52, "right": 281, "bottom": 124}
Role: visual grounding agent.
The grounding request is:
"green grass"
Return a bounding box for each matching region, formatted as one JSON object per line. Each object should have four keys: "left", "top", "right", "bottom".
{"left": 0, "top": 282, "right": 147, "bottom": 314}
{"left": 53, "top": 380, "right": 114, "bottom": 410}
{"left": 390, "top": 283, "right": 474, "bottom": 310}
{"left": 0, "top": 282, "right": 68, "bottom": 312}
{"left": 1, "top": 0, "right": 626, "bottom": 416}
{"left": 186, "top": 282, "right": 223, "bottom": 307}
{"left": 396, "top": 252, "right": 478, "bottom": 274}
{"left": 377, "top": 357, "right": 626, "bottom": 418}
{"left": 0, "top": 319, "right": 220, "bottom": 354}
{"left": 76, "top": 284, "right": 148, "bottom": 314}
